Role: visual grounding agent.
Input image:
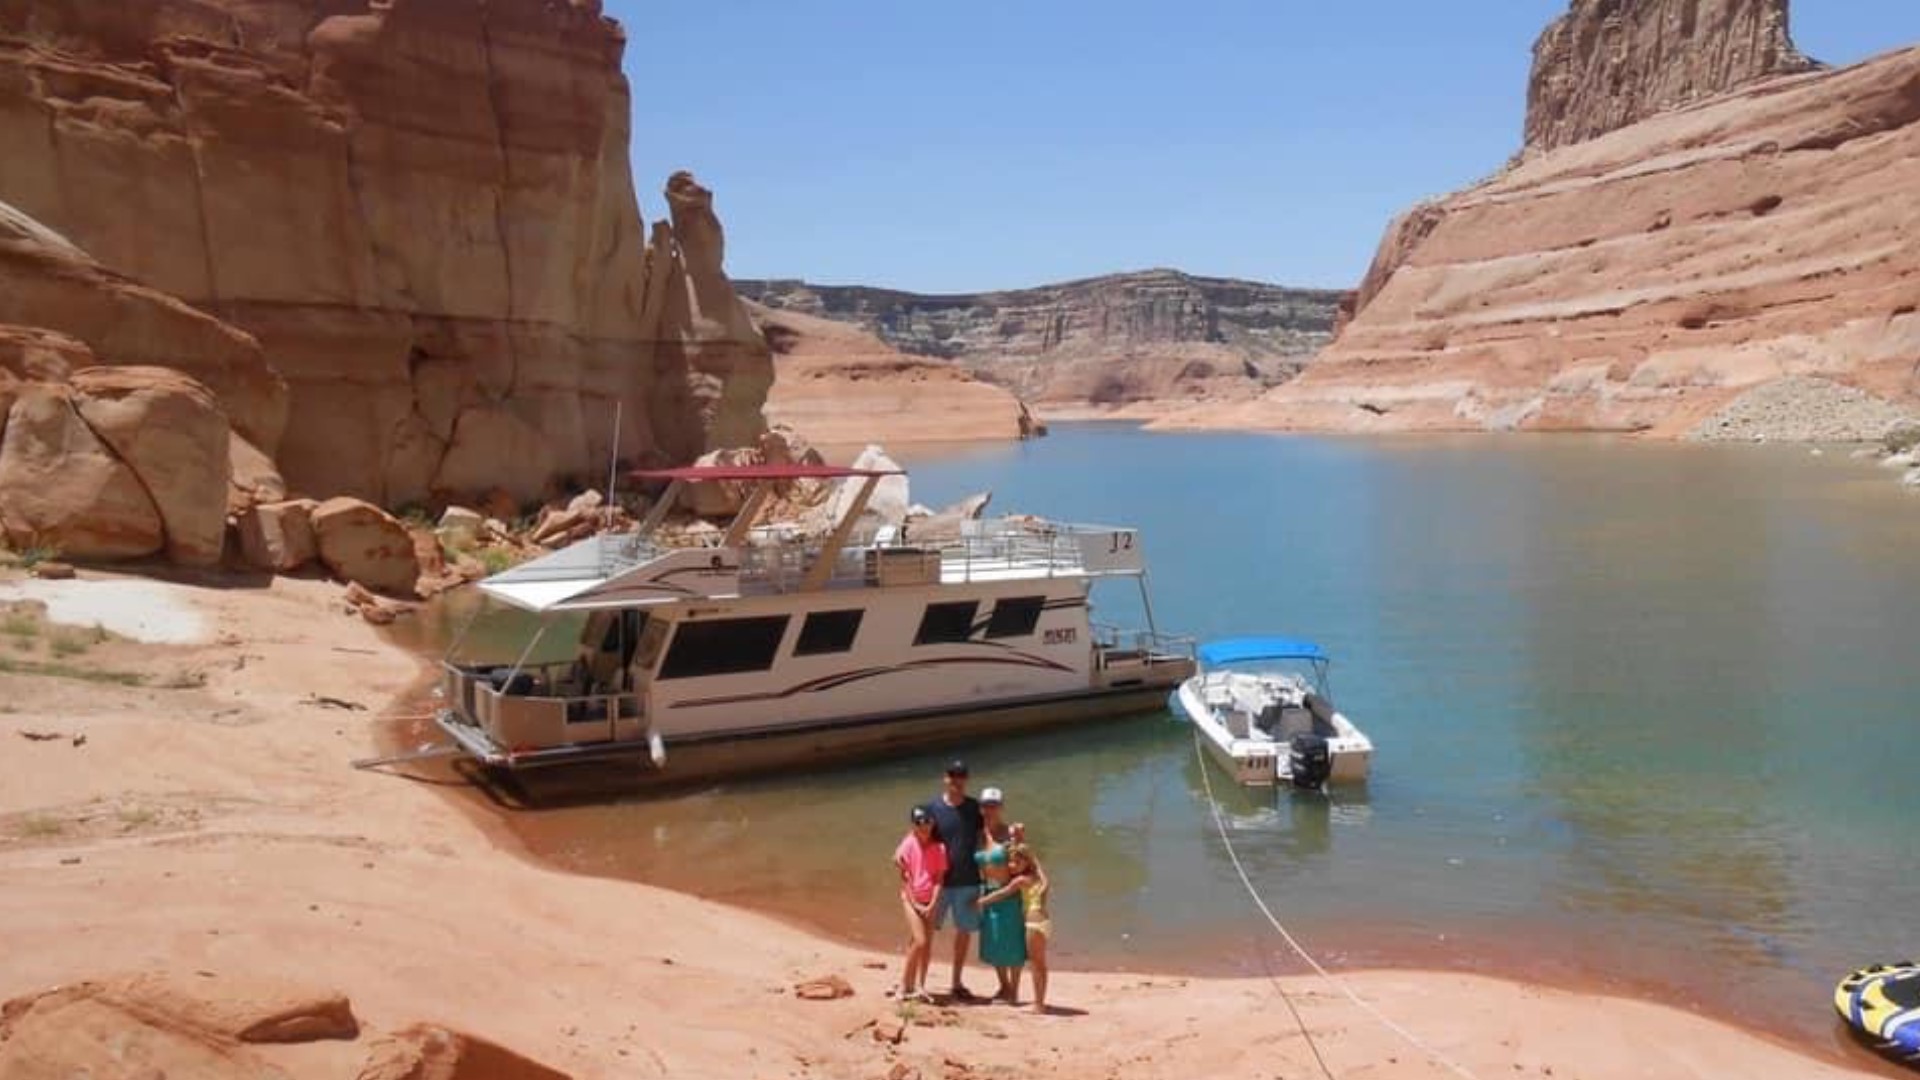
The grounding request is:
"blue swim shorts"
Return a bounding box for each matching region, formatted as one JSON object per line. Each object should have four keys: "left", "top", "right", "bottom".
{"left": 930, "top": 884, "right": 983, "bottom": 933}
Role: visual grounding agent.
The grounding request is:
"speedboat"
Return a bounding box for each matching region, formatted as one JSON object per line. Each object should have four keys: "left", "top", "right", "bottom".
{"left": 1174, "top": 637, "right": 1372, "bottom": 789}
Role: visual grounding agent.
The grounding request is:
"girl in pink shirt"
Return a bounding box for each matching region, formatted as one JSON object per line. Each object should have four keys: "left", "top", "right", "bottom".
{"left": 893, "top": 805, "right": 948, "bottom": 1002}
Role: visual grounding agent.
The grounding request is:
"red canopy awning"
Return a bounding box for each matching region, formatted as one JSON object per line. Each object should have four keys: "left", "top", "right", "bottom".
{"left": 630, "top": 463, "right": 902, "bottom": 483}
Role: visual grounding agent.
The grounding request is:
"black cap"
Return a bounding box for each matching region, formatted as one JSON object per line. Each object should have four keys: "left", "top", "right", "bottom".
{"left": 944, "top": 759, "right": 969, "bottom": 777}
{"left": 910, "top": 805, "right": 933, "bottom": 824}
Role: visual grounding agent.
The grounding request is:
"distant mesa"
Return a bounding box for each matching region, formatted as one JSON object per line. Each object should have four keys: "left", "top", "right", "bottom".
{"left": 737, "top": 270, "right": 1348, "bottom": 418}
{"left": 748, "top": 302, "right": 1042, "bottom": 447}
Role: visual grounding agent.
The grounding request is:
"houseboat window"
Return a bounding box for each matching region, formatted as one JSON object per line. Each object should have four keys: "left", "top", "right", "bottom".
{"left": 985, "top": 595, "right": 1045, "bottom": 639}
{"left": 795, "top": 609, "right": 864, "bottom": 656}
{"left": 914, "top": 601, "right": 979, "bottom": 646}
{"left": 658, "top": 615, "right": 791, "bottom": 679}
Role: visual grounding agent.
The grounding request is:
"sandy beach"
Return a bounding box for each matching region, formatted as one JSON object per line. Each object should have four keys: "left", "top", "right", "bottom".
{"left": 0, "top": 568, "right": 1893, "bottom": 1079}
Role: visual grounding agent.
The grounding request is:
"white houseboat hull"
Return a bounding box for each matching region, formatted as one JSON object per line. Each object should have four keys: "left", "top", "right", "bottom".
{"left": 439, "top": 678, "right": 1181, "bottom": 786}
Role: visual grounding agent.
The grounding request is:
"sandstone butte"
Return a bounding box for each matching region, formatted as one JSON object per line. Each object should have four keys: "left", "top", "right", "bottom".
{"left": 1161, "top": 0, "right": 1920, "bottom": 437}
{"left": 739, "top": 270, "right": 1347, "bottom": 419}
{"left": 751, "top": 300, "right": 1042, "bottom": 448}
{"left": 0, "top": 0, "right": 773, "bottom": 566}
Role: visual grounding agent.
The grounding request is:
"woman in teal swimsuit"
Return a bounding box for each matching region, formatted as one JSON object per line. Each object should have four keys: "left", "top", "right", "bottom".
{"left": 972, "top": 787, "right": 1027, "bottom": 1002}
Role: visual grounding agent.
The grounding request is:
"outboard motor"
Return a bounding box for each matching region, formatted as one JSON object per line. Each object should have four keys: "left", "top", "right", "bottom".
{"left": 1288, "top": 732, "right": 1332, "bottom": 791}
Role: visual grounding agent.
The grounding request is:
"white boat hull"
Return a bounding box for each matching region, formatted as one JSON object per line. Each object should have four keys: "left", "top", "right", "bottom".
{"left": 1174, "top": 676, "right": 1372, "bottom": 788}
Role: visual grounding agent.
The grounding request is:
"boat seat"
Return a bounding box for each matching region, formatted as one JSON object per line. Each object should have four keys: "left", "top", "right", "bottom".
{"left": 1304, "top": 693, "right": 1338, "bottom": 735}
{"left": 1224, "top": 710, "right": 1252, "bottom": 739}
{"left": 1275, "top": 706, "right": 1316, "bottom": 740}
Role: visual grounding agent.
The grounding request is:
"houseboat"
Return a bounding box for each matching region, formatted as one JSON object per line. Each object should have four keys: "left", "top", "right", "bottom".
{"left": 433, "top": 462, "right": 1194, "bottom": 781}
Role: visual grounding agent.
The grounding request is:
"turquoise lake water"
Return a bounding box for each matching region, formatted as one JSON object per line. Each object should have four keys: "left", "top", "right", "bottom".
{"left": 449, "top": 424, "right": 1919, "bottom": 1064}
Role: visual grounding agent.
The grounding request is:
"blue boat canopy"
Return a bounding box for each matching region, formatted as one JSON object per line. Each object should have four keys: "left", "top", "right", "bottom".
{"left": 1197, "top": 637, "right": 1328, "bottom": 667}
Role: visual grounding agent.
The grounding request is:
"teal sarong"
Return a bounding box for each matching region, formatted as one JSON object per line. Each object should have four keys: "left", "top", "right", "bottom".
{"left": 978, "top": 884, "right": 1029, "bottom": 967}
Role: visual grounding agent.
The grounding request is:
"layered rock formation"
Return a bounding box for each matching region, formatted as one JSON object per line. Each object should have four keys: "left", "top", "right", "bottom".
{"left": 0, "top": 974, "right": 567, "bottom": 1080}
{"left": 0, "top": 1, "right": 769, "bottom": 510}
{"left": 751, "top": 302, "right": 1038, "bottom": 445}
{"left": 1179, "top": 7, "right": 1920, "bottom": 438}
{"left": 1525, "top": 0, "right": 1818, "bottom": 154}
{"left": 738, "top": 270, "right": 1344, "bottom": 413}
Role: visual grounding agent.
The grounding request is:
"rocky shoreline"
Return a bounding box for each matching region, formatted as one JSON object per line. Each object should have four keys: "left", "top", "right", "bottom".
{"left": 1685, "top": 376, "right": 1920, "bottom": 445}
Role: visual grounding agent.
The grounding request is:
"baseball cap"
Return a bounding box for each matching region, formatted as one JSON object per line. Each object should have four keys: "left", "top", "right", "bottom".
{"left": 944, "top": 759, "right": 969, "bottom": 777}
{"left": 910, "top": 805, "right": 933, "bottom": 824}
{"left": 980, "top": 786, "right": 1004, "bottom": 805}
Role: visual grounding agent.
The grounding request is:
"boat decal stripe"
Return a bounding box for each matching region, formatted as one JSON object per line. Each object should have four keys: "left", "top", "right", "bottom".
{"left": 661, "top": 682, "right": 1173, "bottom": 745}
{"left": 670, "top": 652, "right": 1076, "bottom": 709}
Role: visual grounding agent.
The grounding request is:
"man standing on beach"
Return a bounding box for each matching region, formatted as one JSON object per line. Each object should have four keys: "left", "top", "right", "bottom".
{"left": 923, "top": 759, "right": 983, "bottom": 1001}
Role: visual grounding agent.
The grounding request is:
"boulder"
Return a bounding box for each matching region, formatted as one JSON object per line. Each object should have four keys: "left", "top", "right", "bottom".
{"left": 828, "top": 445, "right": 910, "bottom": 528}
{"left": 792, "top": 974, "right": 854, "bottom": 1001}
{"left": 906, "top": 492, "right": 992, "bottom": 543}
{"left": 70, "top": 366, "right": 231, "bottom": 566}
{"left": 355, "top": 1023, "right": 571, "bottom": 1080}
{"left": 229, "top": 433, "right": 288, "bottom": 515}
{"left": 684, "top": 446, "right": 763, "bottom": 518}
{"left": 531, "top": 507, "right": 593, "bottom": 547}
{"left": 237, "top": 499, "right": 318, "bottom": 573}
{"left": 1884, "top": 419, "right": 1920, "bottom": 456}
{"left": 0, "top": 381, "right": 164, "bottom": 559}
{"left": 436, "top": 506, "right": 484, "bottom": 548}
{"left": 312, "top": 497, "right": 421, "bottom": 597}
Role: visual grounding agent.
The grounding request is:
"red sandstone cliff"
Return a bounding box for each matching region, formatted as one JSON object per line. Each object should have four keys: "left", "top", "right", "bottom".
{"left": 1167, "top": 3, "right": 1920, "bottom": 438}
{"left": 1524, "top": 0, "right": 1817, "bottom": 154}
{"left": 0, "top": 1, "right": 768, "bottom": 511}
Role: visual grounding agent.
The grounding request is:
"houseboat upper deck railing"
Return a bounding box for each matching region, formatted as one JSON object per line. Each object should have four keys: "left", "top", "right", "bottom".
{"left": 481, "top": 460, "right": 1157, "bottom": 613}
{"left": 579, "top": 517, "right": 1147, "bottom": 593}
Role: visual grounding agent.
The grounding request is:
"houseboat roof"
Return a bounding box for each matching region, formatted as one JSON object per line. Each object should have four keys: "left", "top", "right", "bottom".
{"left": 632, "top": 463, "right": 903, "bottom": 483}
{"left": 1197, "top": 637, "right": 1328, "bottom": 666}
{"left": 477, "top": 516, "right": 1151, "bottom": 614}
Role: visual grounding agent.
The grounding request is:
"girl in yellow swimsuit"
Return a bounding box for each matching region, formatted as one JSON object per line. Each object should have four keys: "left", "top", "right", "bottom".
{"left": 1003, "top": 844, "right": 1052, "bottom": 1013}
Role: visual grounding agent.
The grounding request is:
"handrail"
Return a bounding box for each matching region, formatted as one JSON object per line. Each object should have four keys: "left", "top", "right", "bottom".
{"left": 1094, "top": 622, "right": 1197, "bottom": 660}
{"left": 574, "top": 518, "right": 1141, "bottom": 595}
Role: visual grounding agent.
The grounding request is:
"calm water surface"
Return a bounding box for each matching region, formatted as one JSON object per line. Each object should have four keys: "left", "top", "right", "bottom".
{"left": 419, "top": 425, "right": 1920, "bottom": 1063}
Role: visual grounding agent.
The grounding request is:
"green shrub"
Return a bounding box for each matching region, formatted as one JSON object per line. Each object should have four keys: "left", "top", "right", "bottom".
{"left": 479, "top": 548, "right": 520, "bottom": 575}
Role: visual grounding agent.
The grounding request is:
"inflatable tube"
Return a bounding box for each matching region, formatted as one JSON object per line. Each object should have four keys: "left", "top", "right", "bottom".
{"left": 1835, "top": 961, "right": 1920, "bottom": 1067}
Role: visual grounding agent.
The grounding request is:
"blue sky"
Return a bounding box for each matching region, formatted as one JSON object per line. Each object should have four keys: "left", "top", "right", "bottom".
{"left": 612, "top": 2, "right": 1920, "bottom": 293}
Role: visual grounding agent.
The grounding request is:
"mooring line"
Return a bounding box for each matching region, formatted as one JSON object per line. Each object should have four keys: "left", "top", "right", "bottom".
{"left": 1191, "top": 728, "right": 1484, "bottom": 1080}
